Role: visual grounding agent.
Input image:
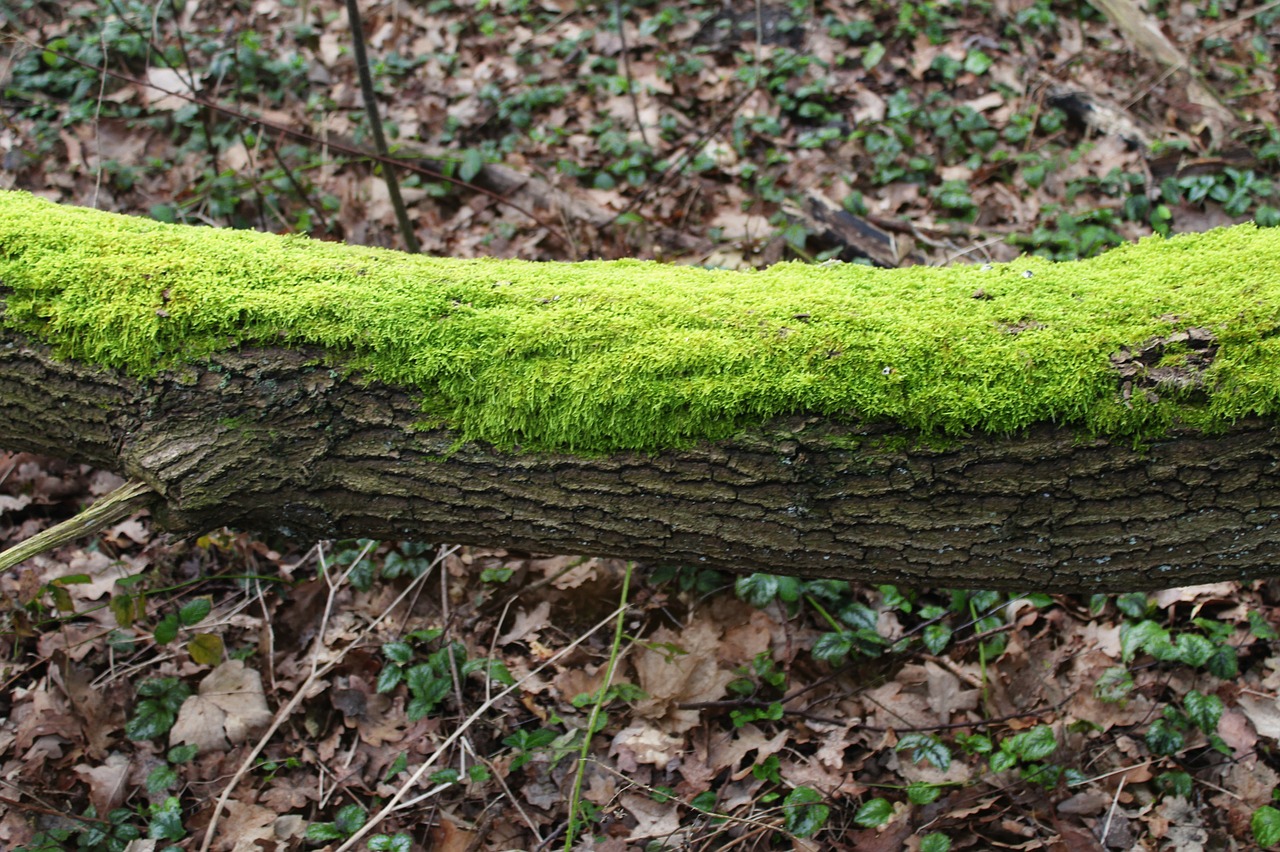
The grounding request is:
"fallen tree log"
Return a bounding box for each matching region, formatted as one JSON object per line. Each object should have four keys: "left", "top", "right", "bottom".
{"left": 3, "top": 190, "right": 1280, "bottom": 591}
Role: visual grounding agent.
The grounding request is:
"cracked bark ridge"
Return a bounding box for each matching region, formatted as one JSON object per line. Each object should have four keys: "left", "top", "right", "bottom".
{"left": 2, "top": 331, "right": 1278, "bottom": 592}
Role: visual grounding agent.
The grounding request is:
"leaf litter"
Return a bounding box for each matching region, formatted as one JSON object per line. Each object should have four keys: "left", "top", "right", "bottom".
{"left": 3, "top": 0, "right": 1280, "bottom": 847}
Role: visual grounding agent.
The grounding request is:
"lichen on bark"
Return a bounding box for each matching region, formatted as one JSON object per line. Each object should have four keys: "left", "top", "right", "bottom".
{"left": 3, "top": 189, "right": 1280, "bottom": 453}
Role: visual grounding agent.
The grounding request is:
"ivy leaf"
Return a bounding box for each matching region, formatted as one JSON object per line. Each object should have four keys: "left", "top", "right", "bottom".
{"left": 853, "top": 797, "right": 893, "bottom": 828}
{"left": 922, "top": 623, "right": 952, "bottom": 654}
{"left": 305, "top": 823, "right": 344, "bottom": 842}
{"left": 920, "top": 833, "right": 952, "bottom": 852}
{"left": 1120, "top": 620, "right": 1167, "bottom": 662}
{"left": 907, "top": 782, "right": 943, "bottom": 805}
{"left": 811, "top": 631, "right": 853, "bottom": 664}
{"left": 862, "top": 41, "right": 886, "bottom": 70}
{"left": 1004, "top": 725, "right": 1057, "bottom": 761}
{"left": 782, "top": 786, "right": 829, "bottom": 838}
{"left": 1093, "top": 667, "right": 1134, "bottom": 703}
{"left": 1253, "top": 805, "right": 1280, "bottom": 848}
{"left": 896, "top": 733, "right": 951, "bottom": 771}
{"left": 1184, "top": 691, "right": 1223, "bottom": 734}
{"left": 1174, "top": 634, "right": 1214, "bottom": 668}
{"left": 1207, "top": 645, "right": 1239, "bottom": 679}
{"left": 736, "top": 574, "right": 780, "bottom": 608}
{"left": 382, "top": 641, "right": 414, "bottom": 665}
{"left": 1146, "top": 718, "right": 1185, "bottom": 756}
{"left": 333, "top": 804, "right": 367, "bottom": 836}
{"left": 459, "top": 148, "right": 484, "bottom": 183}
{"left": 147, "top": 798, "right": 185, "bottom": 840}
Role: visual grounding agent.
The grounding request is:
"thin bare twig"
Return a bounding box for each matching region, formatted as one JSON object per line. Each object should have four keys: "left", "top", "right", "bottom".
{"left": 344, "top": 0, "right": 419, "bottom": 253}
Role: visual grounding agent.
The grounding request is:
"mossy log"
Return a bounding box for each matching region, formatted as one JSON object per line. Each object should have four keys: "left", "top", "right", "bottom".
{"left": 3, "top": 191, "right": 1280, "bottom": 591}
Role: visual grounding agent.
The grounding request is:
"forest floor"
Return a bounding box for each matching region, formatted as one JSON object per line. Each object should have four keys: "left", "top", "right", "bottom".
{"left": 3, "top": 0, "right": 1280, "bottom": 849}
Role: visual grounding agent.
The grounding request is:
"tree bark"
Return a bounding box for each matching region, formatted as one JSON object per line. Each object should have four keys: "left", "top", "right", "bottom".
{"left": 4, "top": 332, "right": 1279, "bottom": 591}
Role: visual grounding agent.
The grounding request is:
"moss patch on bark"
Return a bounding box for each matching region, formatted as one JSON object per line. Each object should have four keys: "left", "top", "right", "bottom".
{"left": 3, "top": 190, "right": 1280, "bottom": 452}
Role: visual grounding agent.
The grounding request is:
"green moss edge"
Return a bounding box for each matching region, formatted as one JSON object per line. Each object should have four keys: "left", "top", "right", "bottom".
{"left": 3, "top": 189, "right": 1280, "bottom": 453}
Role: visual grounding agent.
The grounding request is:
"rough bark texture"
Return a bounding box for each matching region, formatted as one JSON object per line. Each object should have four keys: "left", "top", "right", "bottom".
{"left": 4, "top": 331, "right": 1278, "bottom": 592}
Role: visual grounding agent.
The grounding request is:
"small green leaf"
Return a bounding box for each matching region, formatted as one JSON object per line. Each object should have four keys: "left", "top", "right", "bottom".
{"left": 955, "top": 732, "right": 992, "bottom": 755}
{"left": 383, "top": 753, "right": 408, "bottom": 781}
{"left": 110, "top": 593, "right": 140, "bottom": 627}
{"left": 1174, "top": 633, "right": 1214, "bottom": 668}
{"left": 1120, "top": 620, "right": 1167, "bottom": 662}
{"left": 963, "top": 49, "right": 992, "bottom": 75}
{"left": 1146, "top": 718, "right": 1185, "bottom": 756}
{"left": 146, "top": 764, "right": 178, "bottom": 794}
{"left": 147, "top": 797, "right": 185, "bottom": 840}
{"left": 178, "top": 597, "right": 212, "bottom": 627}
{"left": 853, "top": 797, "right": 893, "bottom": 828}
{"left": 920, "top": 833, "right": 952, "bottom": 852}
{"left": 1184, "top": 690, "right": 1223, "bottom": 733}
{"left": 429, "top": 768, "right": 460, "bottom": 785}
{"left": 459, "top": 148, "right": 484, "bottom": 182}
{"left": 811, "top": 631, "right": 853, "bottom": 664}
{"left": 153, "top": 613, "right": 180, "bottom": 645}
{"left": 368, "top": 835, "right": 413, "bottom": 852}
{"left": 736, "top": 574, "right": 780, "bottom": 608}
{"left": 382, "top": 642, "right": 414, "bottom": 665}
{"left": 896, "top": 733, "right": 952, "bottom": 771}
{"left": 922, "top": 624, "right": 952, "bottom": 654}
{"left": 168, "top": 743, "right": 199, "bottom": 764}
{"left": 783, "top": 786, "right": 829, "bottom": 838}
{"left": 1249, "top": 611, "right": 1279, "bottom": 640}
{"left": 1115, "top": 593, "right": 1150, "bottom": 619}
{"left": 1005, "top": 725, "right": 1057, "bottom": 761}
{"left": 333, "top": 803, "right": 367, "bottom": 836}
{"left": 305, "top": 823, "right": 344, "bottom": 842}
{"left": 187, "top": 633, "right": 224, "bottom": 666}
{"left": 1093, "top": 667, "right": 1134, "bottom": 703}
{"left": 127, "top": 700, "right": 180, "bottom": 741}
{"left": 862, "top": 41, "right": 885, "bottom": 69}
{"left": 1254, "top": 805, "right": 1280, "bottom": 848}
{"left": 1156, "top": 770, "right": 1193, "bottom": 798}
{"left": 690, "top": 790, "right": 717, "bottom": 812}
{"left": 907, "top": 781, "right": 943, "bottom": 805}
{"left": 49, "top": 584, "right": 74, "bottom": 614}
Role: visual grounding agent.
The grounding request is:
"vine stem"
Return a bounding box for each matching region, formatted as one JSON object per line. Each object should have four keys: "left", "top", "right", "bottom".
{"left": 564, "top": 561, "right": 633, "bottom": 849}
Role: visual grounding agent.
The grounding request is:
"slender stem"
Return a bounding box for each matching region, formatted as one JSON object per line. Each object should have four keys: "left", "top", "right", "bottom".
{"left": 0, "top": 480, "right": 156, "bottom": 573}
{"left": 344, "top": 0, "right": 420, "bottom": 253}
{"left": 564, "top": 561, "right": 633, "bottom": 850}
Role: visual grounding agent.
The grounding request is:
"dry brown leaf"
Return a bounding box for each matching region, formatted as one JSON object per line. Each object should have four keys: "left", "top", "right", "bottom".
{"left": 498, "top": 600, "right": 552, "bottom": 645}
{"left": 620, "top": 792, "right": 682, "bottom": 842}
{"left": 633, "top": 619, "right": 735, "bottom": 734}
{"left": 73, "top": 751, "right": 131, "bottom": 815}
{"left": 1237, "top": 693, "right": 1280, "bottom": 739}
{"left": 611, "top": 722, "right": 684, "bottom": 771}
{"left": 212, "top": 798, "right": 278, "bottom": 852}
{"left": 171, "top": 660, "right": 272, "bottom": 753}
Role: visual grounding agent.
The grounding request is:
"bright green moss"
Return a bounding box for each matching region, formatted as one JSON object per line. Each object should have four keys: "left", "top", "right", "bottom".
{"left": 3, "top": 189, "right": 1280, "bottom": 452}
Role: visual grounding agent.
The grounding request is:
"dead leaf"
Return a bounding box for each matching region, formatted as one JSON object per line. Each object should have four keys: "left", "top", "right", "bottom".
{"left": 633, "top": 619, "right": 735, "bottom": 734}
{"left": 73, "top": 751, "right": 131, "bottom": 814}
{"left": 143, "top": 67, "right": 196, "bottom": 111}
{"left": 620, "top": 792, "right": 682, "bottom": 842}
{"left": 1238, "top": 693, "right": 1280, "bottom": 739}
{"left": 171, "top": 660, "right": 272, "bottom": 753}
